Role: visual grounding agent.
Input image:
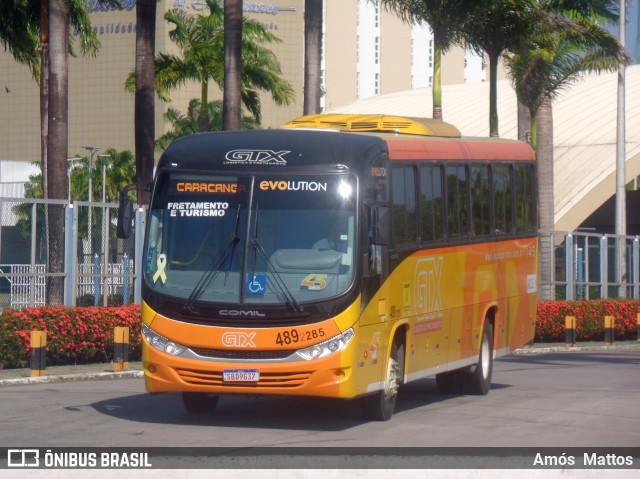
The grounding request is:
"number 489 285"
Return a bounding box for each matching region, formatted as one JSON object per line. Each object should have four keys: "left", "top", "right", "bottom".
{"left": 275, "top": 327, "right": 325, "bottom": 346}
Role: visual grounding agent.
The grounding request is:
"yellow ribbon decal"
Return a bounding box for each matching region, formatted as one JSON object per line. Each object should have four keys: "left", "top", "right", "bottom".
{"left": 153, "top": 253, "right": 167, "bottom": 284}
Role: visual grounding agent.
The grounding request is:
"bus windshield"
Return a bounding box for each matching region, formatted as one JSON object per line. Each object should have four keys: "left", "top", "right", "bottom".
{"left": 144, "top": 172, "right": 357, "bottom": 307}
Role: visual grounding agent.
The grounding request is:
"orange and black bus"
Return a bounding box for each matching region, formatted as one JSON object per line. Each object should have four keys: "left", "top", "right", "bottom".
{"left": 133, "top": 114, "right": 537, "bottom": 420}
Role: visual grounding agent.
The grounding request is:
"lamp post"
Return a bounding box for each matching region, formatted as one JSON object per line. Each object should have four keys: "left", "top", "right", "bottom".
{"left": 615, "top": 0, "right": 627, "bottom": 297}
{"left": 66, "top": 157, "right": 82, "bottom": 203}
{"left": 81, "top": 146, "right": 99, "bottom": 203}
{"left": 81, "top": 146, "right": 99, "bottom": 256}
{"left": 97, "top": 155, "right": 111, "bottom": 255}
{"left": 97, "top": 153, "right": 111, "bottom": 307}
{"left": 98, "top": 154, "right": 111, "bottom": 204}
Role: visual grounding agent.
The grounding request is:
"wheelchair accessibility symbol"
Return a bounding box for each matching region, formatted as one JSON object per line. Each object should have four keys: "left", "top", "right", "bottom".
{"left": 247, "top": 274, "right": 266, "bottom": 295}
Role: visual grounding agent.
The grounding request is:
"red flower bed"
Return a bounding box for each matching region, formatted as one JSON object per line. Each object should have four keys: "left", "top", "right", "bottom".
{"left": 536, "top": 300, "right": 639, "bottom": 342}
{"left": 0, "top": 304, "right": 141, "bottom": 369}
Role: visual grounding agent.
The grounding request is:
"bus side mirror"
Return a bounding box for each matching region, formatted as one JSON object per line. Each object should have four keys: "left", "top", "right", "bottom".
{"left": 371, "top": 205, "right": 389, "bottom": 245}
{"left": 117, "top": 192, "right": 134, "bottom": 239}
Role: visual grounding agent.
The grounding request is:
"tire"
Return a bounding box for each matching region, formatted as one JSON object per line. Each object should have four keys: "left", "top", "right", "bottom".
{"left": 361, "top": 341, "right": 403, "bottom": 421}
{"left": 182, "top": 392, "right": 219, "bottom": 414}
{"left": 459, "top": 318, "right": 494, "bottom": 395}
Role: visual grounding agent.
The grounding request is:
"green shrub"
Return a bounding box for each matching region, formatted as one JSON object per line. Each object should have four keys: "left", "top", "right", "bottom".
{"left": 0, "top": 304, "right": 141, "bottom": 369}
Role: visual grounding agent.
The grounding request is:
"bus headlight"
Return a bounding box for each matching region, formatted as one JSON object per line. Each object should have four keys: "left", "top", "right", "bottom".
{"left": 296, "top": 328, "right": 354, "bottom": 361}
{"left": 142, "top": 323, "right": 187, "bottom": 356}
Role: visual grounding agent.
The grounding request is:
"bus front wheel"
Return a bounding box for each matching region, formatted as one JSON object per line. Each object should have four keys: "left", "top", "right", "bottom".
{"left": 361, "top": 341, "right": 403, "bottom": 421}
{"left": 182, "top": 392, "right": 219, "bottom": 414}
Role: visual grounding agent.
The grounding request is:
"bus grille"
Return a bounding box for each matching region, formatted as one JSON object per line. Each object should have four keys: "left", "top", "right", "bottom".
{"left": 190, "top": 347, "right": 295, "bottom": 360}
{"left": 175, "top": 368, "right": 313, "bottom": 388}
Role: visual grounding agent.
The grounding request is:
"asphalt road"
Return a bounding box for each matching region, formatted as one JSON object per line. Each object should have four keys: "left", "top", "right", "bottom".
{"left": 1, "top": 347, "right": 639, "bottom": 449}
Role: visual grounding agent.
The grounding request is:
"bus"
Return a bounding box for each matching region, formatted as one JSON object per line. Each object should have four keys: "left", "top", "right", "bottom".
{"left": 124, "top": 114, "right": 537, "bottom": 421}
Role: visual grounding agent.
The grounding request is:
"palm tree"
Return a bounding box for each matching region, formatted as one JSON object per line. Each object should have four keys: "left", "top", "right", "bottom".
{"left": 511, "top": 0, "right": 621, "bottom": 145}
{"left": 156, "top": 99, "right": 260, "bottom": 151}
{"left": 507, "top": 16, "right": 625, "bottom": 149}
{"left": 223, "top": 0, "right": 242, "bottom": 130}
{"left": 0, "top": 0, "right": 40, "bottom": 75}
{"left": 135, "top": 0, "right": 157, "bottom": 207}
{"left": 379, "top": 0, "right": 468, "bottom": 121}
{"left": 1, "top": 0, "right": 98, "bottom": 200}
{"left": 126, "top": 0, "right": 294, "bottom": 129}
{"left": 304, "top": 0, "right": 323, "bottom": 115}
{"left": 546, "top": 0, "right": 620, "bottom": 19}
{"left": 39, "top": 0, "right": 51, "bottom": 200}
{"left": 101, "top": 149, "right": 137, "bottom": 205}
{"left": 504, "top": 0, "right": 627, "bottom": 299}
{"left": 461, "top": 0, "right": 539, "bottom": 137}
{"left": 3, "top": 0, "right": 98, "bottom": 303}
{"left": 41, "top": 0, "right": 98, "bottom": 199}
{"left": 49, "top": 0, "right": 98, "bottom": 303}
{"left": 69, "top": 148, "right": 137, "bottom": 206}
{"left": 47, "top": 0, "right": 70, "bottom": 304}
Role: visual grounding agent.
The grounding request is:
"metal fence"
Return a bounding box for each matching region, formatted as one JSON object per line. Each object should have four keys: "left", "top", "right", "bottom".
{"left": 0, "top": 197, "right": 145, "bottom": 309}
{"left": 538, "top": 230, "right": 640, "bottom": 301}
{"left": 0, "top": 263, "right": 46, "bottom": 309}
{"left": 2, "top": 197, "right": 640, "bottom": 308}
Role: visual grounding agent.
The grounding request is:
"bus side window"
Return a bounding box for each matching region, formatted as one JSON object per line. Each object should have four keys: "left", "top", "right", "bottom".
{"left": 470, "top": 165, "right": 491, "bottom": 237}
{"left": 446, "top": 165, "right": 469, "bottom": 240}
{"left": 391, "top": 165, "right": 417, "bottom": 247}
{"left": 420, "top": 165, "right": 445, "bottom": 243}
{"left": 515, "top": 164, "right": 536, "bottom": 233}
{"left": 493, "top": 164, "right": 514, "bottom": 235}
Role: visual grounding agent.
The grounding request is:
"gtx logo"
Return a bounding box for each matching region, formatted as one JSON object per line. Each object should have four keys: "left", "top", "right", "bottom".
{"left": 222, "top": 332, "right": 257, "bottom": 348}
{"left": 224, "top": 149, "right": 290, "bottom": 165}
{"left": 414, "top": 256, "right": 444, "bottom": 320}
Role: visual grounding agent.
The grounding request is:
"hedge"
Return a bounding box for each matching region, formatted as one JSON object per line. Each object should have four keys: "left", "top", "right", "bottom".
{"left": 0, "top": 301, "right": 638, "bottom": 369}
{"left": 535, "top": 300, "right": 639, "bottom": 342}
{"left": 0, "top": 305, "right": 141, "bottom": 369}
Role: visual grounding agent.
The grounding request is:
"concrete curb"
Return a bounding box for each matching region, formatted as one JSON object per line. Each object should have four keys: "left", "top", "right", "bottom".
{"left": 0, "top": 370, "right": 144, "bottom": 387}
{"left": 512, "top": 343, "right": 640, "bottom": 354}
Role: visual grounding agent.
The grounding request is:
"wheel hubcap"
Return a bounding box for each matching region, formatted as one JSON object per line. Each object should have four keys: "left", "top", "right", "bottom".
{"left": 385, "top": 357, "right": 399, "bottom": 399}
{"left": 480, "top": 335, "right": 490, "bottom": 379}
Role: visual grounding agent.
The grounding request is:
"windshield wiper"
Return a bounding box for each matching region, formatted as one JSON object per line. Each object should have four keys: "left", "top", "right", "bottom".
{"left": 183, "top": 205, "right": 241, "bottom": 313}
{"left": 251, "top": 205, "right": 304, "bottom": 313}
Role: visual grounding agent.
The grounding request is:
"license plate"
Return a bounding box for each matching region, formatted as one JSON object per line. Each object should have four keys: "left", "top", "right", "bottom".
{"left": 222, "top": 369, "right": 260, "bottom": 383}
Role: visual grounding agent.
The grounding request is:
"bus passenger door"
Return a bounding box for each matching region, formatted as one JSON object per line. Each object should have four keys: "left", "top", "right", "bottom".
{"left": 362, "top": 205, "right": 390, "bottom": 309}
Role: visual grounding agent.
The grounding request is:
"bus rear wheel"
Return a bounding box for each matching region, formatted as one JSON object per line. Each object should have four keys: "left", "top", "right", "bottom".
{"left": 182, "top": 392, "right": 219, "bottom": 414}
{"left": 361, "top": 341, "right": 403, "bottom": 421}
{"left": 459, "top": 318, "right": 493, "bottom": 395}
